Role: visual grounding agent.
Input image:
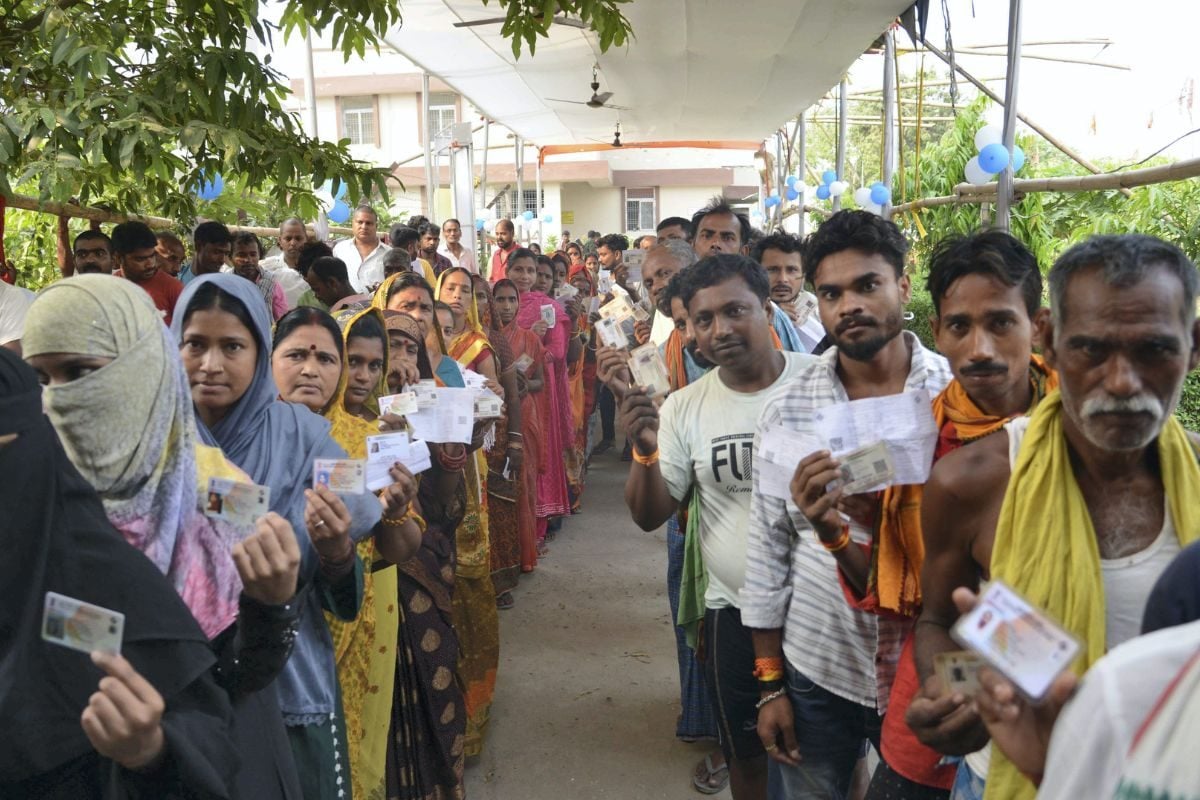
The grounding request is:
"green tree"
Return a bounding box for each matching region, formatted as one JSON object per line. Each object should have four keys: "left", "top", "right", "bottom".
{"left": 0, "top": 0, "right": 635, "bottom": 222}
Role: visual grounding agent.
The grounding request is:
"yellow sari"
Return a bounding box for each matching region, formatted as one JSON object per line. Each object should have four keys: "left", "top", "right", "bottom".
{"left": 324, "top": 306, "right": 399, "bottom": 800}
{"left": 434, "top": 270, "right": 500, "bottom": 758}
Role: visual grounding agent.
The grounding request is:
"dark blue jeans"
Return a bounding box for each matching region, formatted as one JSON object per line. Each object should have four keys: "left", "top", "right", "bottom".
{"left": 773, "top": 665, "right": 881, "bottom": 799}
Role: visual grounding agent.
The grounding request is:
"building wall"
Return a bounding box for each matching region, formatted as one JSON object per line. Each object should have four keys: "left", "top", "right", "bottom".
{"left": 560, "top": 184, "right": 621, "bottom": 236}
{"left": 658, "top": 185, "right": 725, "bottom": 224}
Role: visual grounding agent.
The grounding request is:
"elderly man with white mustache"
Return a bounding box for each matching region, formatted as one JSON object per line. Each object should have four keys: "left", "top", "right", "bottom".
{"left": 909, "top": 233, "right": 1200, "bottom": 800}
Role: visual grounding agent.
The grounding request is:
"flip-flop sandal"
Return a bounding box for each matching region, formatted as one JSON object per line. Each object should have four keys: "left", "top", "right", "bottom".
{"left": 496, "top": 592, "right": 515, "bottom": 610}
{"left": 692, "top": 753, "right": 729, "bottom": 795}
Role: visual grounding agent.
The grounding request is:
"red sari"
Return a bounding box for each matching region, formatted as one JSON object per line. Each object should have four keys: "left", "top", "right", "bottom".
{"left": 515, "top": 290, "right": 571, "bottom": 541}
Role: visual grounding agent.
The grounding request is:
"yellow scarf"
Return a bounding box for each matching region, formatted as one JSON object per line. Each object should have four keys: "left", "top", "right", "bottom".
{"left": 323, "top": 306, "right": 399, "bottom": 800}
{"left": 985, "top": 389, "right": 1200, "bottom": 800}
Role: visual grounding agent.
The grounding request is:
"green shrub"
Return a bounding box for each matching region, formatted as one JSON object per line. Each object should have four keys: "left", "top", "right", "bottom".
{"left": 905, "top": 279, "right": 937, "bottom": 352}
{"left": 1178, "top": 371, "right": 1200, "bottom": 431}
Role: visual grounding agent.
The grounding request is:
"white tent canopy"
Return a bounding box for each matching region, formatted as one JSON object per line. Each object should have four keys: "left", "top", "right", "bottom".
{"left": 384, "top": 0, "right": 912, "bottom": 146}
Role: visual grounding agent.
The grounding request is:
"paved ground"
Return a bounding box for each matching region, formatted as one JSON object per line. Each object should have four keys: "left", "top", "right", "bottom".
{"left": 464, "top": 449, "right": 730, "bottom": 800}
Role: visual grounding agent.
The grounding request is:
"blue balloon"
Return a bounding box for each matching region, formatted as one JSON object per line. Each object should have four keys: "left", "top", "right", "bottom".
{"left": 869, "top": 184, "right": 891, "bottom": 205}
{"left": 871, "top": 181, "right": 886, "bottom": 190}
{"left": 196, "top": 173, "right": 224, "bottom": 201}
{"left": 821, "top": 170, "right": 837, "bottom": 185}
{"left": 327, "top": 199, "right": 351, "bottom": 224}
{"left": 785, "top": 186, "right": 800, "bottom": 201}
{"left": 979, "top": 142, "right": 1011, "bottom": 174}
{"left": 785, "top": 175, "right": 798, "bottom": 189}
{"left": 815, "top": 184, "right": 831, "bottom": 200}
{"left": 522, "top": 210, "right": 534, "bottom": 221}
{"left": 322, "top": 180, "right": 348, "bottom": 201}
{"left": 476, "top": 218, "right": 486, "bottom": 231}
{"left": 1011, "top": 144, "right": 1026, "bottom": 173}
{"left": 543, "top": 213, "right": 553, "bottom": 223}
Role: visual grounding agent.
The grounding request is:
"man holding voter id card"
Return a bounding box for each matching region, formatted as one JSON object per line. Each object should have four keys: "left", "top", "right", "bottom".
{"left": 610, "top": 253, "right": 816, "bottom": 800}
{"left": 741, "top": 210, "right": 953, "bottom": 799}
{"left": 910, "top": 234, "right": 1200, "bottom": 800}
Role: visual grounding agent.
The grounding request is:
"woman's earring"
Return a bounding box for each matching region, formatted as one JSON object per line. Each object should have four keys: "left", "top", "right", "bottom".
{"left": 902, "top": 310, "right": 915, "bottom": 321}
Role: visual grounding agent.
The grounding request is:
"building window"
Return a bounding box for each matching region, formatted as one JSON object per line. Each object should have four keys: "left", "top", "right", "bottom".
{"left": 427, "top": 92, "right": 457, "bottom": 137}
{"left": 625, "top": 188, "right": 655, "bottom": 231}
{"left": 341, "top": 96, "right": 376, "bottom": 146}
{"left": 502, "top": 188, "right": 543, "bottom": 218}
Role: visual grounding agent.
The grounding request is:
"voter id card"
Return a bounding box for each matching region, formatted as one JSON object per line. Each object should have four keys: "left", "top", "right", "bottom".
{"left": 313, "top": 458, "right": 366, "bottom": 494}
{"left": 43, "top": 592, "right": 124, "bottom": 655}
{"left": 951, "top": 581, "right": 1080, "bottom": 702}
{"left": 204, "top": 477, "right": 270, "bottom": 528}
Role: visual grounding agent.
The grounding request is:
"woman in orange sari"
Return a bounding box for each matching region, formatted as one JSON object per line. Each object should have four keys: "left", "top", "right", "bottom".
{"left": 434, "top": 267, "right": 501, "bottom": 758}
{"left": 563, "top": 263, "right": 596, "bottom": 510}
{"left": 490, "top": 279, "right": 544, "bottom": 574}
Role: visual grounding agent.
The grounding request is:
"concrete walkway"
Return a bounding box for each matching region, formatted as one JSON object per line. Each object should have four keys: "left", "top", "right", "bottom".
{"left": 464, "top": 451, "right": 730, "bottom": 799}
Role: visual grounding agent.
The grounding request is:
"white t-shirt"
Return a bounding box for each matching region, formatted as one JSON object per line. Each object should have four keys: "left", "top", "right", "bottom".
{"left": 658, "top": 351, "right": 815, "bottom": 609}
{"left": 438, "top": 244, "right": 478, "bottom": 274}
{"left": 0, "top": 281, "right": 36, "bottom": 345}
{"left": 260, "top": 256, "right": 311, "bottom": 309}
{"left": 333, "top": 239, "right": 391, "bottom": 293}
{"left": 1037, "top": 619, "right": 1200, "bottom": 799}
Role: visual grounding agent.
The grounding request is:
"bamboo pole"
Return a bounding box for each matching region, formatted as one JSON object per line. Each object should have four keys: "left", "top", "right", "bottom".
{"left": 3, "top": 193, "right": 351, "bottom": 236}
{"left": 888, "top": 157, "right": 1200, "bottom": 217}
{"left": 920, "top": 40, "right": 1133, "bottom": 198}
{"left": 897, "top": 47, "right": 1129, "bottom": 70}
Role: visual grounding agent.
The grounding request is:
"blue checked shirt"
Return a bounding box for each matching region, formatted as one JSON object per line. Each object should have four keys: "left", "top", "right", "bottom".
{"left": 739, "top": 332, "right": 953, "bottom": 712}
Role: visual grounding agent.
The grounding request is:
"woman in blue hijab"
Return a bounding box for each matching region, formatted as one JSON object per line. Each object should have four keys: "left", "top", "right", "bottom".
{"left": 172, "top": 274, "right": 386, "bottom": 800}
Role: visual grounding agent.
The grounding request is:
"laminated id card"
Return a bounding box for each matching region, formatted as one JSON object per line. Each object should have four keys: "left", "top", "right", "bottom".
{"left": 951, "top": 581, "right": 1080, "bottom": 702}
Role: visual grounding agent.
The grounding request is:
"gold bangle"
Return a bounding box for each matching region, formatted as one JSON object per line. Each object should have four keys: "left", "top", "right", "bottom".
{"left": 382, "top": 501, "right": 413, "bottom": 527}
{"left": 821, "top": 525, "right": 852, "bottom": 553}
{"left": 631, "top": 447, "right": 659, "bottom": 466}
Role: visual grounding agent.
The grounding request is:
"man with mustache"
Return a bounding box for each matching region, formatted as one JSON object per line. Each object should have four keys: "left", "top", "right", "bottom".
{"left": 609, "top": 253, "right": 815, "bottom": 800}
{"left": 824, "top": 230, "right": 1055, "bottom": 798}
{"left": 742, "top": 210, "right": 952, "bottom": 798}
{"left": 908, "top": 234, "right": 1200, "bottom": 800}
{"left": 752, "top": 232, "right": 827, "bottom": 354}
{"left": 72, "top": 230, "right": 114, "bottom": 274}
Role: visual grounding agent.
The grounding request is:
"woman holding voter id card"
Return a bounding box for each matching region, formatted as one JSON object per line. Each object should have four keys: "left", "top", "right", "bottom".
{"left": 270, "top": 304, "right": 424, "bottom": 800}
{"left": 174, "top": 274, "right": 387, "bottom": 800}
{"left": 506, "top": 248, "right": 572, "bottom": 550}
{"left": 0, "top": 346, "right": 239, "bottom": 798}
{"left": 17, "top": 277, "right": 307, "bottom": 797}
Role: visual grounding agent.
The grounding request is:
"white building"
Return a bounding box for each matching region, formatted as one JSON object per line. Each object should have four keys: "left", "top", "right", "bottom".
{"left": 282, "top": 42, "right": 762, "bottom": 244}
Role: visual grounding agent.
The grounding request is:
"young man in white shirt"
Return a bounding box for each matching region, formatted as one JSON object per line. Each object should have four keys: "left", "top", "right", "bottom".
{"left": 742, "top": 210, "right": 952, "bottom": 798}
{"left": 605, "top": 253, "right": 816, "bottom": 800}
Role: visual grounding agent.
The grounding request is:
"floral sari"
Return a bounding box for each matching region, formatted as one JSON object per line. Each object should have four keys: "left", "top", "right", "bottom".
{"left": 324, "top": 306, "right": 399, "bottom": 800}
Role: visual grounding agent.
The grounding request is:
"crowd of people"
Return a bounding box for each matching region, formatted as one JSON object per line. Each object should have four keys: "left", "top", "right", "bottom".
{"left": 2, "top": 194, "right": 1199, "bottom": 800}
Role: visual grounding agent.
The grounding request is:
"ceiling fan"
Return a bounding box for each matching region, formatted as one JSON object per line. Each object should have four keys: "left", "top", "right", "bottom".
{"left": 454, "top": 15, "right": 586, "bottom": 29}
{"left": 547, "top": 65, "right": 629, "bottom": 110}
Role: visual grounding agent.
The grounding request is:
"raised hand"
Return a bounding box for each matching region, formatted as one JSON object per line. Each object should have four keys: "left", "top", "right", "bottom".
{"left": 232, "top": 512, "right": 301, "bottom": 606}
{"left": 81, "top": 652, "right": 167, "bottom": 772}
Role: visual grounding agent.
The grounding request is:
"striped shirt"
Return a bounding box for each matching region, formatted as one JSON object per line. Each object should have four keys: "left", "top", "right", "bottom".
{"left": 739, "top": 331, "right": 952, "bottom": 712}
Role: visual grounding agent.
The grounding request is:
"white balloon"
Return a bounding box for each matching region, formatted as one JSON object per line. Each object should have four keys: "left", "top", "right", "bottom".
{"left": 964, "top": 156, "right": 994, "bottom": 186}
{"left": 485, "top": 218, "right": 498, "bottom": 234}
{"left": 974, "top": 125, "right": 1003, "bottom": 151}
{"left": 313, "top": 190, "right": 335, "bottom": 211}
{"left": 793, "top": 181, "right": 808, "bottom": 196}
{"left": 864, "top": 202, "right": 884, "bottom": 215}
{"left": 853, "top": 187, "right": 873, "bottom": 206}
{"left": 829, "top": 180, "right": 849, "bottom": 197}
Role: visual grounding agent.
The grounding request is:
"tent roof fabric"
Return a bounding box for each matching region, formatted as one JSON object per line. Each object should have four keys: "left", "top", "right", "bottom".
{"left": 384, "top": 0, "right": 911, "bottom": 146}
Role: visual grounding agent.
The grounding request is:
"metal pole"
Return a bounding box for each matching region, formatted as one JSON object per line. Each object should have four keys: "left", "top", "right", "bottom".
{"left": 535, "top": 152, "right": 543, "bottom": 247}
{"left": 515, "top": 136, "right": 524, "bottom": 242}
{"left": 479, "top": 119, "right": 489, "bottom": 264}
{"left": 421, "top": 72, "right": 434, "bottom": 216}
{"left": 834, "top": 79, "right": 848, "bottom": 212}
{"left": 882, "top": 32, "right": 897, "bottom": 217}
{"left": 797, "top": 115, "right": 807, "bottom": 237}
{"left": 996, "top": 0, "right": 1024, "bottom": 230}
{"left": 303, "top": 31, "right": 319, "bottom": 137}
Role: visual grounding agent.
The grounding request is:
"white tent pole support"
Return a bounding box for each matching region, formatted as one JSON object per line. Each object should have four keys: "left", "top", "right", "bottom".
{"left": 882, "top": 30, "right": 896, "bottom": 217}
{"left": 303, "top": 31, "right": 318, "bottom": 137}
{"left": 422, "top": 72, "right": 434, "bottom": 216}
{"left": 535, "top": 154, "right": 543, "bottom": 245}
{"left": 996, "top": 0, "right": 1024, "bottom": 230}
{"left": 834, "top": 78, "right": 848, "bottom": 212}
{"left": 797, "top": 115, "right": 807, "bottom": 237}
{"left": 515, "top": 136, "right": 524, "bottom": 240}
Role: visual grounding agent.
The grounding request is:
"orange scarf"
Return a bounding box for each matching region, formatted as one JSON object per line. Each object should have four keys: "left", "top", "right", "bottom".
{"left": 866, "top": 356, "right": 1058, "bottom": 617}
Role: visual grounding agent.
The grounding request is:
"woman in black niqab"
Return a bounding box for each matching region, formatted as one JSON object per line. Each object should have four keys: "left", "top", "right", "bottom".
{"left": 0, "top": 348, "right": 237, "bottom": 799}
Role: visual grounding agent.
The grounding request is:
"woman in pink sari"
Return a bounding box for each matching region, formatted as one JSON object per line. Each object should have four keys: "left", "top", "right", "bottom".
{"left": 506, "top": 248, "right": 571, "bottom": 551}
